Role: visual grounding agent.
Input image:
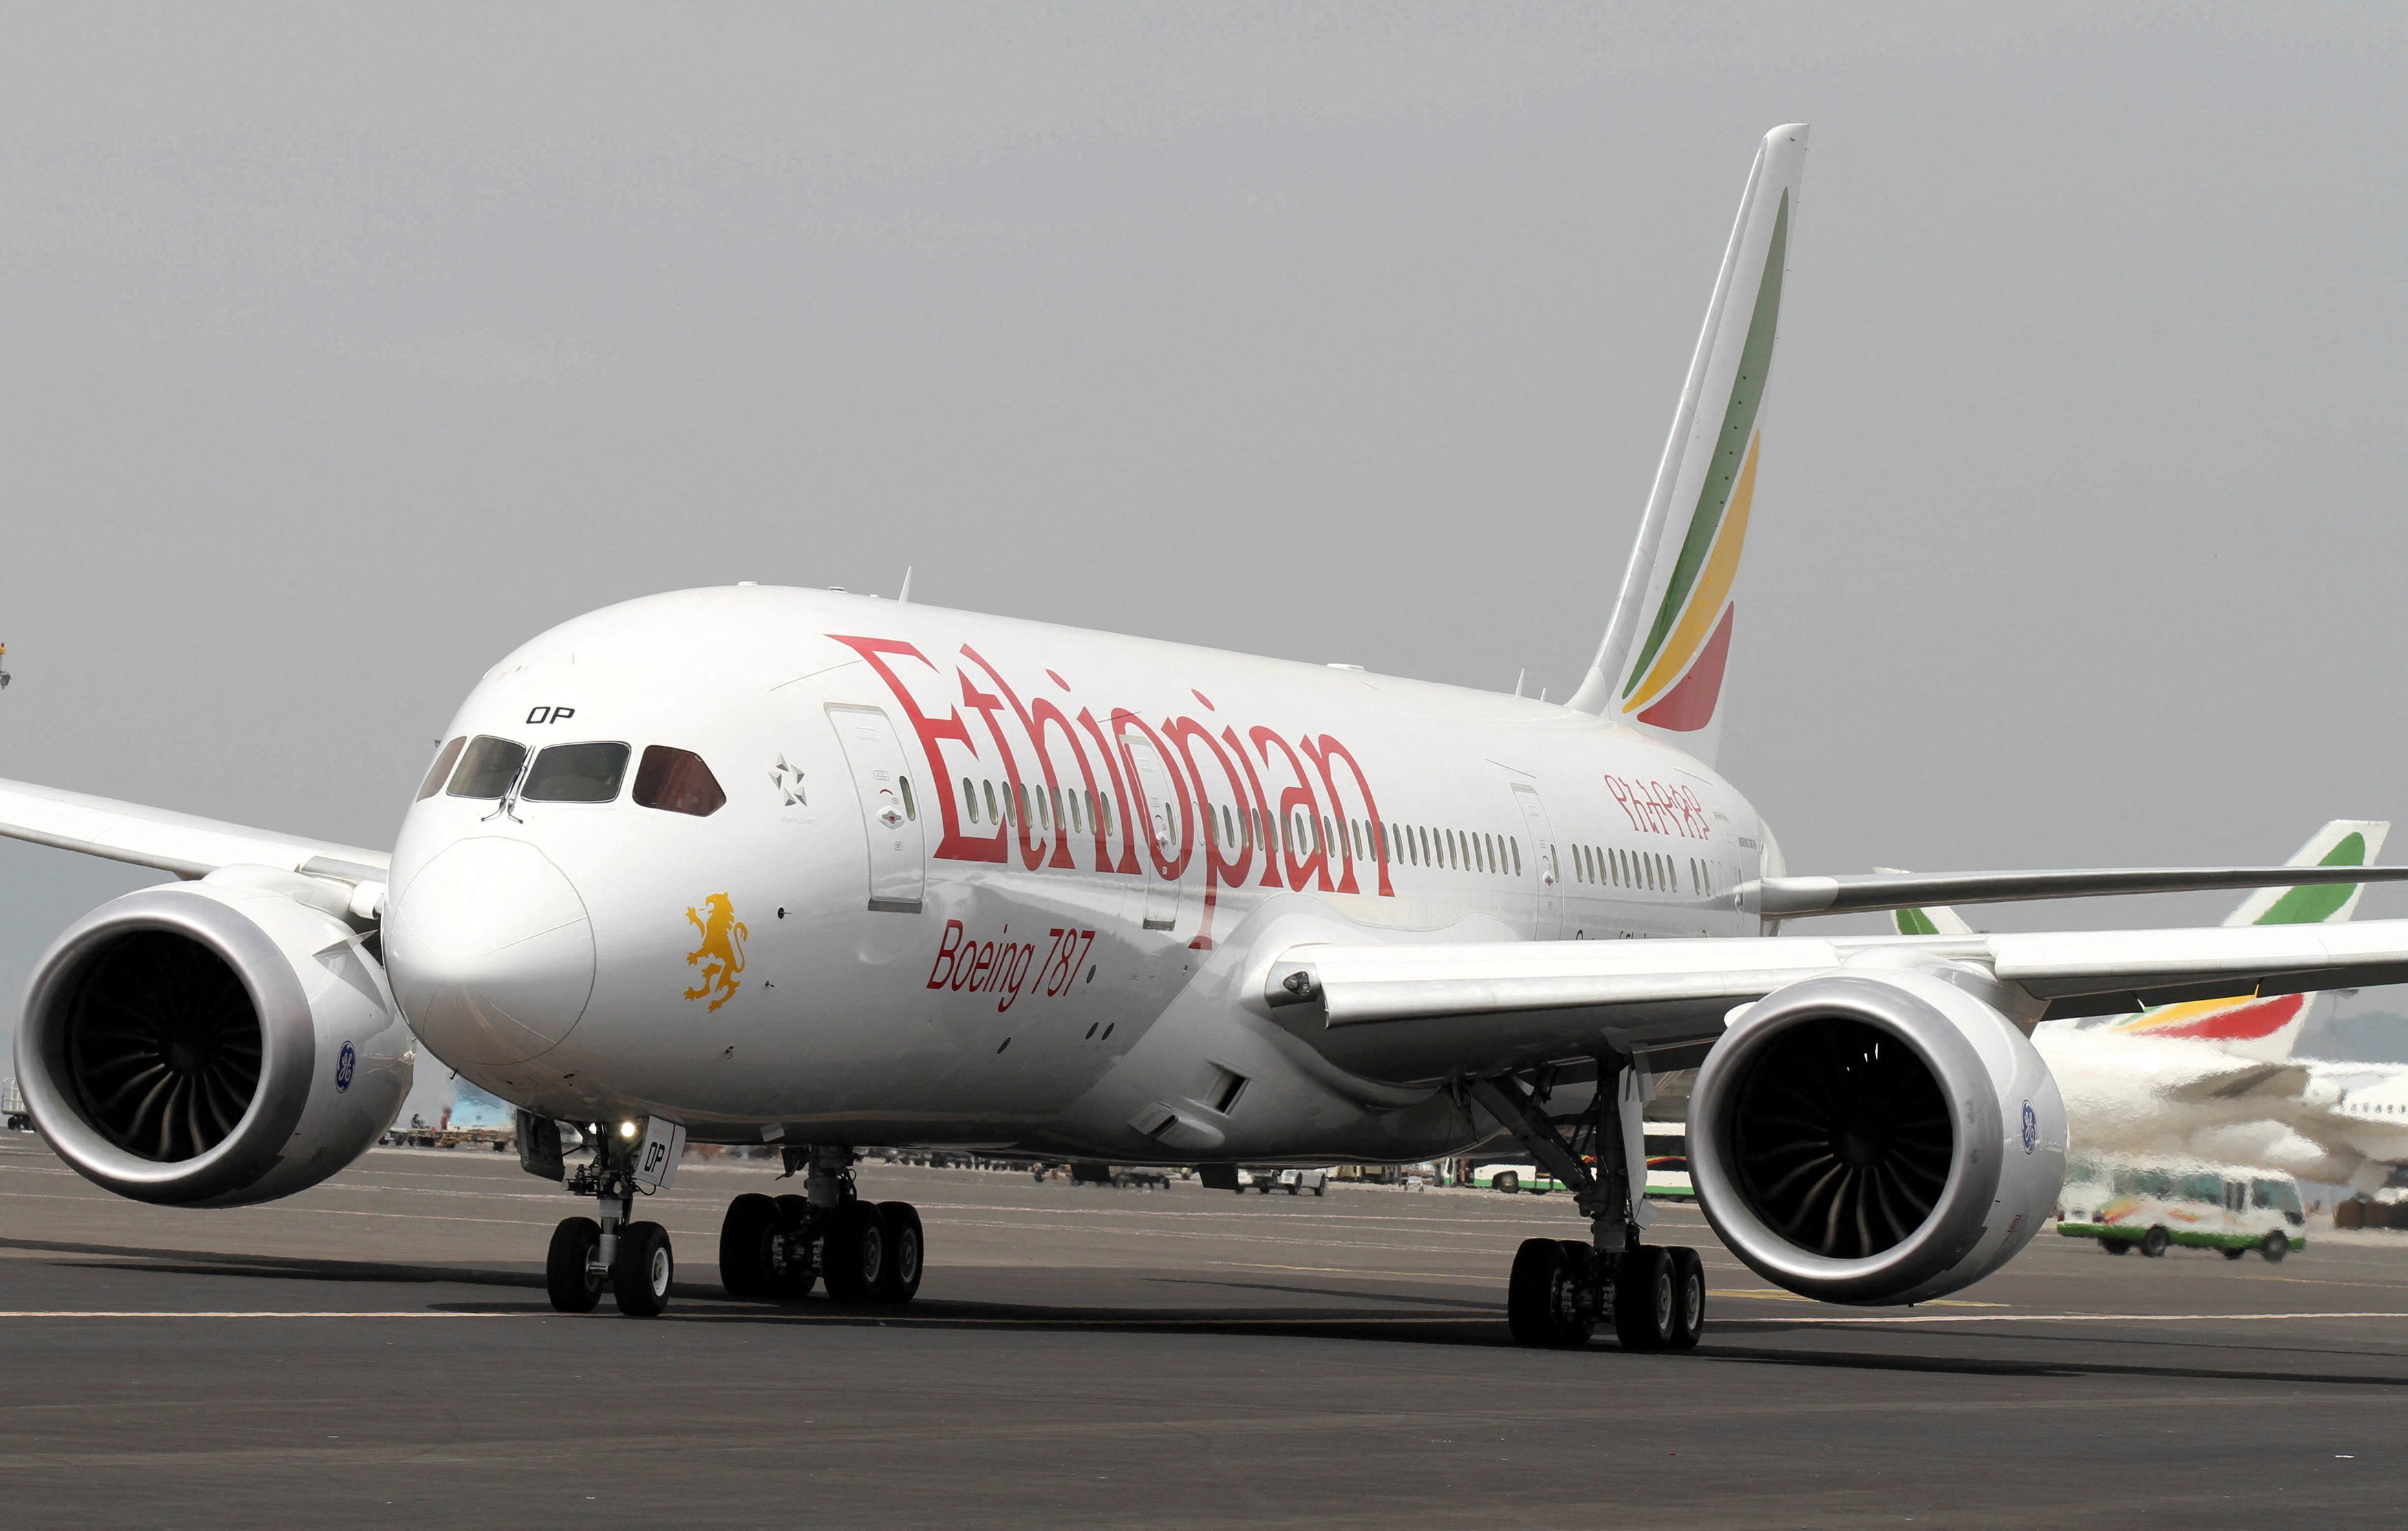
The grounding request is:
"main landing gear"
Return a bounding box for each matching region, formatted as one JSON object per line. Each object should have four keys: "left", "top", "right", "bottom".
{"left": 717, "top": 1145, "right": 925, "bottom": 1307}
{"left": 1468, "top": 1059, "right": 1705, "bottom": 1352}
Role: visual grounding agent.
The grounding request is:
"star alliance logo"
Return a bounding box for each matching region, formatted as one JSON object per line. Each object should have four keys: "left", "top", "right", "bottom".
{"left": 770, "top": 753, "right": 806, "bottom": 807}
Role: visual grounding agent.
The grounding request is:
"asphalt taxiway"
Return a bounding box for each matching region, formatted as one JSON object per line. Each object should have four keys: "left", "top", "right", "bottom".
{"left": 2, "top": 1134, "right": 2405, "bottom": 1528}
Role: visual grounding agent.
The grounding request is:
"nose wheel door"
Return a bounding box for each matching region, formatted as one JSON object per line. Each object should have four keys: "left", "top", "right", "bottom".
{"left": 826, "top": 705, "right": 926, "bottom": 913}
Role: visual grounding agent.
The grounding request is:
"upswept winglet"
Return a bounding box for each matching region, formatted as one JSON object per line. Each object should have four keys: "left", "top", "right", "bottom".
{"left": 1567, "top": 122, "right": 1808, "bottom": 764}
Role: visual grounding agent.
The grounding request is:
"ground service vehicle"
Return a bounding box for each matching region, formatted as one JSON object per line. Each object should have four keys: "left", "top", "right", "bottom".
{"left": 14, "top": 125, "right": 2408, "bottom": 1351}
{"left": 2056, "top": 1157, "right": 2307, "bottom": 1260}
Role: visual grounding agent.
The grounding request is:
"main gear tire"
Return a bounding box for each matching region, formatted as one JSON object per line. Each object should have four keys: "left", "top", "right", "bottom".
{"left": 546, "top": 1217, "right": 603, "bottom": 1314}
{"left": 821, "top": 1201, "right": 890, "bottom": 1303}
{"left": 1614, "top": 1245, "right": 1677, "bottom": 1351}
{"left": 718, "top": 1194, "right": 777, "bottom": 1299}
{"left": 771, "top": 1195, "right": 819, "bottom": 1299}
{"left": 1505, "top": 1237, "right": 1593, "bottom": 1348}
{"left": 1666, "top": 1246, "right": 1706, "bottom": 1351}
{"left": 876, "top": 1201, "right": 924, "bottom": 1303}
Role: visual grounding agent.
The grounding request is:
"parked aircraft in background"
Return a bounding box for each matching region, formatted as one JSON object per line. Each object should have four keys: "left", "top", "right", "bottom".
{"left": 15, "top": 125, "right": 2408, "bottom": 1352}
{"left": 1900, "top": 821, "right": 2408, "bottom": 1188}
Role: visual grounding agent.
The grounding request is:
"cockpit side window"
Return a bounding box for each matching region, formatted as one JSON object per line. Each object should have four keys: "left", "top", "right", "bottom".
{"left": 634, "top": 746, "right": 727, "bottom": 817}
{"left": 522, "top": 742, "right": 632, "bottom": 804}
{"left": 446, "top": 736, "right": 529, "bottom": 800}
{"left": 416, "top": 737, "right": 467, "bottom": 801}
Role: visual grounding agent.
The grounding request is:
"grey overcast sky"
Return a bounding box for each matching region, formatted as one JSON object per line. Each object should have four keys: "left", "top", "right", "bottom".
{"left": 7, "top": 4, "right": 2408, "bottom": 1067}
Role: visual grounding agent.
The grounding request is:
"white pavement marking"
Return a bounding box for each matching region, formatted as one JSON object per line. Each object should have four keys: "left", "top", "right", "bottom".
{"left": 0, "top": 1310, "right": 529, "bottom": 1319}
{"left": 1730, "top": 1309, "right": 2408, "bottom": 1325}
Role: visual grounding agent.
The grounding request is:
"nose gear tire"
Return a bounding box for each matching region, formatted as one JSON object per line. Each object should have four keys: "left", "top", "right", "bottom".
{"left": 613, "top": 1220, "right": 674, "bottom": 1318}
{"left": 546, "top": 1216, "right": 603, "bottom": 1314}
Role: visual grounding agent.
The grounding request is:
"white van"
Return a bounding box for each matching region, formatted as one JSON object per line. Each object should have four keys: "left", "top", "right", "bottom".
{"left": 2056, "top": 1156, "right": 2306, "bottom": 1261}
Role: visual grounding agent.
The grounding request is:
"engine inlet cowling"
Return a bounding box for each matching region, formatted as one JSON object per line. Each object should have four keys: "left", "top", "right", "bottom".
{"left": 1689, "top": 967, "right": 2065, "bottom": 1307}
{"left": 15, "top": 877, "right": 415, "bottom": 1208}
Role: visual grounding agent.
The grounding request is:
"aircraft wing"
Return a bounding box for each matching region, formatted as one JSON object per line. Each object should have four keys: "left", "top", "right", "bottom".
{"left": 0, "top": 776, "right": 388, "bottom": 884}
{"left": 1745, "top": 863, "right": 2408, "bottom": 917}
{"left": 1265, "top": 920, "right": 2408, "bottom": 1086}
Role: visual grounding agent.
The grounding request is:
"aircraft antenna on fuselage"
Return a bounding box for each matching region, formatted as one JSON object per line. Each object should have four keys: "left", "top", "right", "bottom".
{"left": 1565, "top": 122, "right": 1807, "bottom": 769}
{"left": 897, "top": 566, "right": 914, "bottom": 604}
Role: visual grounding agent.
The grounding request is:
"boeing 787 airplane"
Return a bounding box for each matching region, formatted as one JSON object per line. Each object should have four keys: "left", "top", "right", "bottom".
{"left": 12, "top": 125, "right": 2408, "bottom": 1350}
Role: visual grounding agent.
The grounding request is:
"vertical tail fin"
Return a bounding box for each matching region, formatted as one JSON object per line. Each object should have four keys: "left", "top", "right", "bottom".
{"left": 1568, "top": 123, "right": 1808, "bottom": 766}
{"left": 2094, "top": 819, "right": 2389, "bottom": 1062}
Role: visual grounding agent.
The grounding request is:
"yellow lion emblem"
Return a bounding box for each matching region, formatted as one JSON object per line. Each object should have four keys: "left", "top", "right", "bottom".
{"left": 682, "top": 893, "right": 749, "bottom": 1011}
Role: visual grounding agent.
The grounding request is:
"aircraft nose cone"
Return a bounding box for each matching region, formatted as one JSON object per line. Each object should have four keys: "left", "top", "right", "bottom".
{"left": 387, "top": 837, "right": 596, "bottom": 1067}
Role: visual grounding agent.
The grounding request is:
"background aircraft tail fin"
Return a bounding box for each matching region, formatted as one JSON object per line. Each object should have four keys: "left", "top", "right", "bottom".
{"left": 2094, "top": 819, "right": 2389, "bottom": 1062}
{"left": 1567, "top": 122, "right": 1807, "bottom": 767}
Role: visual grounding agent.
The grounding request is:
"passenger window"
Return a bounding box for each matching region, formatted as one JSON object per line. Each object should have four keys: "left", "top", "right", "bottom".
{"left": 417, "top": 737, "right": 466, "bottom": 801}
{"left": 522, "top": 742, "right": 632, "bottom": 803}
{"left": 983, "top": 782, "right": 999, "bottom": 823}
{"left": 632, "top": 746, "right": 727, "bottom": 817}
{"left": 901, "top": 776, "right": 918, "bottom": 822}
{"left": 1511, "top": 839, "right": 1522, "bottom": 875}
{"left": 447, "top": 736, "right": 528, "bottom": 800}
{"left": 963, "top": 778, "right": 979, "bottom": 824}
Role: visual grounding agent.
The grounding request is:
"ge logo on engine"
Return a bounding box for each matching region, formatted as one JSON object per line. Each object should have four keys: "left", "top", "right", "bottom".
{"left": 335, "top": 1042, "right": 357, "bottom": 1095}
{"left": 2021, "top": 1100, "right": 2037, "bottom": 1154}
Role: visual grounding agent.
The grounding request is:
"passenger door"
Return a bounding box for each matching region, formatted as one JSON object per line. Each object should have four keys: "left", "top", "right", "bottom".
{"left": 1511, "top": 784, "right": 1562, "bottom": 939}
{"left": 1120, "top": 735, "right": 1181, "bottom": 932}
{"left": 826, "top": 705, "right": 925, "bottom": 913}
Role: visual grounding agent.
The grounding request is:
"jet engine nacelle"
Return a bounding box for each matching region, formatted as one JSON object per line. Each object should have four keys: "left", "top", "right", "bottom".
{"left": 1688, "top": 967, "right": 2065, "bottom": 1306}
{"left": 14, "top": 871, "right": 413, "bottom": 1208}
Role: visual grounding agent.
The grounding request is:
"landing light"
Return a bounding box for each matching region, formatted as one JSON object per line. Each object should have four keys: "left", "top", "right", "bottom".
{"left": 619, "top": 1120, "right": 638, "bottom": 1139}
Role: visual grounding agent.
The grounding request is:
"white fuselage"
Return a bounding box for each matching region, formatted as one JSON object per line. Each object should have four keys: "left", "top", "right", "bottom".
{"left": 383, "top": 586, "right": 1770, "bottom": 1163}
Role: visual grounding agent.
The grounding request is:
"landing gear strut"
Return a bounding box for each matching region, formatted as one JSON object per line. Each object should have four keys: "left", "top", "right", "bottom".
{"left": 716, "top": 1146, "right": 925, "bottom": 1307}
{"left": 1470, "top": 1056, "right": 1703, "bottom": 1352}
{"left": 537, "top": 1119, "right": 676, "bottom": 1318}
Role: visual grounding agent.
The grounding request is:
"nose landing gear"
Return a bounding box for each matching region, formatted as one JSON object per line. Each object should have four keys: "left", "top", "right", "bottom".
{"left": 716, "top": 1146, "right": 926, "bottom": 1307}
{"left": 522, "top": 1111, "right": 682, "bottom": 1318}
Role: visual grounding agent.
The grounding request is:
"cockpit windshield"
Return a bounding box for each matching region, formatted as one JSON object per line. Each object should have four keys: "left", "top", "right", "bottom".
{"left": 522, "top": 742, "right": 631, "bottom": 803}
{"left": 446, "top": 736, "right": 528, "bottom": 800}
{"left": 634, "top": 746, "right": 725, "bottom": 817}
{"left": 416, "top": 738, "right": 466, "bottom": 800}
